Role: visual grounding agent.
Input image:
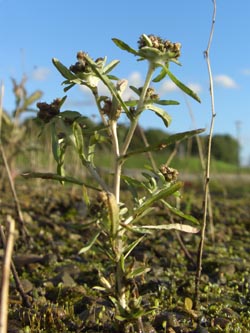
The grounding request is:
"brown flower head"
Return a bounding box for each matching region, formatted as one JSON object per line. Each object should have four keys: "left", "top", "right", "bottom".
{"left": 37, "top": 98, "right": 61, "bottom": 123}
{"left": 159, "top": 165, "right": 179, "bottom": 182}
{"left": 138, "top": 87, "right": 159, "bottom": 100}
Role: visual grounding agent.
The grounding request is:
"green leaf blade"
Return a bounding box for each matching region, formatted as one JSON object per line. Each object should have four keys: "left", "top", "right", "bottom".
{"left": 73, "top": 121, "right": 84, "bottom": 154}
{"left": 120, "top": 128, "right": 205, "bottom": 160}
{"left": 162, "top": 200, "right": 200, "bottom": 225}
{"left": 163, "top": 65, "right": 201, "bottom": 103}
{"left": 103, "top": 59, "right": 120, "bottom": 74}
{"left": 112, "top": 38, "right": 139, "bottom": 56}
{"left": 145, "top": 104, "right": 172, "bottom": 127}
{"left": 134, "top": 182, "right": 183, "bottom": 217}
{"left": 78, "top": 232, "right": 101, "bottom": 254}
{"left": 52, "top": 58, "right": 77, "bottom": 80}
{"left": 155, "top": 100, "right": 179, "bottom": 106}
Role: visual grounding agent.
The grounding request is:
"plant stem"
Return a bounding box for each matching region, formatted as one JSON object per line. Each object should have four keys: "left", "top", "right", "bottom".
{"left": 194, "top": 0, "right": 216, "bottom": 309}
{"left": 113, "top": 62, "right": 155, "bottom": 313}
{"left": 110, "top": 120, "right": 121, "bottom": 201}
{"left": 121, "top": 62, "right": 155, "bottom": 156}
{"left": 109, "top": 120, "right": 127, "bottom": 309}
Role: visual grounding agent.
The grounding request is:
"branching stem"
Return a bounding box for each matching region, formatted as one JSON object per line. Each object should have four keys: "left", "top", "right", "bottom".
{"left": 121, "top": 62, "right": 155, "bottom": 156}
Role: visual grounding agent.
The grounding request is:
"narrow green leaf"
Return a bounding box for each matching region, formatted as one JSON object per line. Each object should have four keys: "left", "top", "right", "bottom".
{"left": 120, "top": 128, "right": 205, "bottom": 160}
{"left": 162, "top": 200, "right": 200, "bottom": 225}
{"left": 155, "top": 100, "right": 179, "bottom": 106}
{"left": 82, "top": 186, "right": 90, "bottom": 206}
{"left": 121, "top": 175, "right": 143, "bottom": 188}
{"left": 125, "top": 100, "right": 138, "bottom": 107}
{"left": 153, "top": 68, "right": 167, "bottom": 82}
{"left": 145, "top": 104, "right": 172, "bottom": 127}
{"left": 124, "top": 236, "right": 145, "bottom": 260}
{"left": 73, "top": 121, "right": 84, "bottom": 155}
{"left": 129, "top": 85, "right": 141, "bottom": 96}
{"left": 122, "top": 207, "right": 155, "bottom": 229}
{"left": 21, "top": 172, "right": 100, "bottom": 190}
{"left": 134, "top": 182, "right": 183, "bottom": 217}
{"left": 115, "top": 315, "right": 127, "bottom": 322}
{"left": 107, "top": 74, "right": 120, "bottom": 81}
{"left": 103, "top": 59, "right": 120, "bottom": 74}
{"left": 63, "top": 83, "right": 75, "bottom": 92}
{"left": 162, "top": 65, "right": 201, "bottom": 103}
{"left": 112, "top": 38, "right": 139, "bottom": 56}
{"left": 127, "top": 266, "right": 151, "bottom": 279}
{"left": 51, "top": 122, "right": 60, "bottom": 164}
{"left": 57, "top": 95, "right": 67, "bottom": 108}
{"left": 52, "top": 58, "right": 77, "bottom": 80}
{"left": 60, "top": 110, "right": 81, "bottom": 121}
{"left": 78, "top": 232, "right": 101, "bottom": 254}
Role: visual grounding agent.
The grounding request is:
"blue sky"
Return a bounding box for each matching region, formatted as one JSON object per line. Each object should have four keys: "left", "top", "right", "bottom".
{"left": 1, "top": 0, "right": 250, "bottom": 165}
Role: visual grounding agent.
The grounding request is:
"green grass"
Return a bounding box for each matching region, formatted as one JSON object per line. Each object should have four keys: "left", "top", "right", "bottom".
{"left": 13, "top": 145, "right": 250, "bottom": 179}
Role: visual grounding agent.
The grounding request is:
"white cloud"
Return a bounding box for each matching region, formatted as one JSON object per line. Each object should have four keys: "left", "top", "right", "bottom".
{"left": 214, "top": 74, "right": 238, "bottom": 88}
{"left": 122, "top": 71, "right": 143, "bottom": 100}
{"left": 32, "top": 67, "right": 50, "bottom": 81}
{"left": 159, "top": 80, "right": 178, "bottom": 93}
{"left": 128, "top": 71, "right": 143, "bottom": 87}
{"left": 241, "top": 68, "right": 250, "bottom": 76}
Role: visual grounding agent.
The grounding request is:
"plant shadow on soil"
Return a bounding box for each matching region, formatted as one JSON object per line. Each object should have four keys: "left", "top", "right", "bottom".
{"left": 1, "top": 177, "right": 250, "bottom": 332}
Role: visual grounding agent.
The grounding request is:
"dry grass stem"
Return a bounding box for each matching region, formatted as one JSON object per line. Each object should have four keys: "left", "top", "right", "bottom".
{"left": 0, "top": 216, "right": 15, "bottom": 333}
{"left": 194, "top": 0, "right": 217, "bottom": 309}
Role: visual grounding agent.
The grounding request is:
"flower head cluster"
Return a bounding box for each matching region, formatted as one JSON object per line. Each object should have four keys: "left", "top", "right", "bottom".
{"left": 138, "top": 34, "right": 181, "bottom": 62}
{"left": 37, "top": 98, "right": 61, "bottom": 123}
{"left": 70, "top": 51, "right": 103, "bottom": 75}
{"left": 138, "top": 87, "right": 159, "bottom": 101}
{"left": 159, "top": 165, "right": 179, "bottom": 182}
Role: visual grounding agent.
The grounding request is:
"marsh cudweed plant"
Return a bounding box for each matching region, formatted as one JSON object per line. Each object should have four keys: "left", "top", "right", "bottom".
{"left": 35, "top": 34, "right": 203, "bottom": 331}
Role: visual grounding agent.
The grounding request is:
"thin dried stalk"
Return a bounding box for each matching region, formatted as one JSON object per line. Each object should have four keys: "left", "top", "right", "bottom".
{"left": 137, "top": 124, "right": 158, "bottom": 172}
{"left": 0, "top": 226, "right": 32, "bottom": 308}
{"left": 0, "top": 216, "right": 15, "bottom": 333}
{"left": 184, "top": 97, "right": 215, "bottom": 242}
{"left": 0, "top": 83, "right": 27, "bottom": 236}
{"left": 194, "top": 0, "right": 217, "bottom": 309}
{"left": 165, "top": 142, "right": 179, "bottom": 167}
{"left": 0, "top": 145, "right": 27, "bottom": 236}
